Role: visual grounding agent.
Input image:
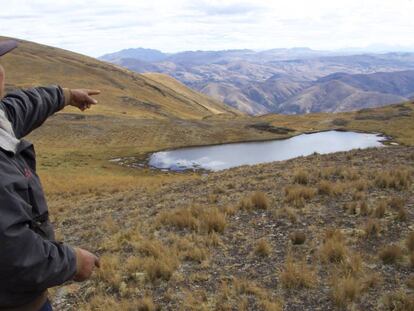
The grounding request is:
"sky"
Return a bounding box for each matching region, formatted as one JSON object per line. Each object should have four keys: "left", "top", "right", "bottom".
{"left": 1, "top": 0, "right": 414, "bottom": 57}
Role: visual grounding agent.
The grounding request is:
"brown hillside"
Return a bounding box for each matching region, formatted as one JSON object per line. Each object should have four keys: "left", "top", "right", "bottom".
{"left": 0, "top": 36, "right": 237, "bottom": 120}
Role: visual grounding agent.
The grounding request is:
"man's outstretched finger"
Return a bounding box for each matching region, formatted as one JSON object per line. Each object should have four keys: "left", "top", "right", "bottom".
{"left": 86, "top": 89, "right": 101, "bottom": 96}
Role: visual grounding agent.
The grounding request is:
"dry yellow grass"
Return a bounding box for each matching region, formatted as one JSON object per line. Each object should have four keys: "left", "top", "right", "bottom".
{"left": 157, "top": 205, "right": 226, "bottom": 234}
{"left": 320, "top": 229, "right": 347, "bottom": 264}
{"left": 379, "top": 245, "right": 403, "bottom": 265}
{"left": 374, "top": 201, "right": 387, "bottom": 218}
{"left": 280, "top": 256, "right": 316, "bottom": 289}
{"left": 331, "top": 276, "right": 361, "bottom": 307}
{"left": 3, "top": 37, "right": 414, "bottom": 311}
{"left": 293, "top": 169, "right": 309, "bottom": 185}
{"left": 284, "top": 185, "right": 316, "bottom": 208}
{"left": 250, "top": 191, "right": 270, "bottom": 210}
{"left": 407, "top": 232, "right": 414, "bottom": 252}
{"left": 364, "top": 219, "right": 382, "bottom": 238}
{"left": 254, "top": 238, "right": 272, "bottom": 257}
{"left": 382, "top": 290, "right": 414, "bottom": 311}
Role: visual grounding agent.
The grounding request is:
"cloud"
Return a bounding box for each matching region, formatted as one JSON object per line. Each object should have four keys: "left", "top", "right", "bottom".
{"left": 0, "top": 0, "right": 413, "bottom": 57}
{"left": 187, "top": 0, "right": 265, "bottom": 16}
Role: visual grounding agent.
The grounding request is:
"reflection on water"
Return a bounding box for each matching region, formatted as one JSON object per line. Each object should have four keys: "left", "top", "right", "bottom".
{"left": 149, "top": 131, "right": 385, "bottom": 171}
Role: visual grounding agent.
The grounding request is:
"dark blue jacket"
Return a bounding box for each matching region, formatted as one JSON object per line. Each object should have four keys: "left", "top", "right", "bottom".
{"left": 0, "top": 86, "right": 76, "bottom": 308}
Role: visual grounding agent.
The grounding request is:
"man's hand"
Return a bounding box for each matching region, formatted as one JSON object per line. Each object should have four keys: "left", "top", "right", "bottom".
{"left": 73, "top": 247, "right": 100, "bottom": 282}
{"left": 68, "top": 89, "right": 100, "bottom": 111}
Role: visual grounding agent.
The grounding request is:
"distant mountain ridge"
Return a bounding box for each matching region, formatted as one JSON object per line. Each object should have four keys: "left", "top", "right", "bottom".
{"left": 100, "top": 47, "right": 414, "bottom": 114}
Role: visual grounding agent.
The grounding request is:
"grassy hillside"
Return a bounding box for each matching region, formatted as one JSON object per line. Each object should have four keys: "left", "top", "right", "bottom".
{"left": 0, "top": 36, "right": 238, "bottom": 120}
{"left": 0, "top": 37, "right": 413, "bottom": 310}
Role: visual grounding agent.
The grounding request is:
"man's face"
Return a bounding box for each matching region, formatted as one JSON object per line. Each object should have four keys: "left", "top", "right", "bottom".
{"left": 0, "top": 64, "right": 4, "bottom": 99}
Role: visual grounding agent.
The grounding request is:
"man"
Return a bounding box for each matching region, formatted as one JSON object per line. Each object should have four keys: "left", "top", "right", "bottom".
{"left": 0, "top": 40, "right": 100, "bottom": 311}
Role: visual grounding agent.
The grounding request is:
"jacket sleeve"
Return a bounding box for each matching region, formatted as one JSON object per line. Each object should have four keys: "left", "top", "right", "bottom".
{"left": 0, "top": 185, "right": 77, "bottom": 292}
{"left": 0, "top": 86, "right": 69, "bottom": 139}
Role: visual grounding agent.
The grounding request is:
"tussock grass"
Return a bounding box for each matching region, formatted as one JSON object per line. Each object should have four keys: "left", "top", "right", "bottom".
{"left": 274, "top": 207, "right": 298, "bottom": 223}
{"left": 284, "top": 185, "right": 316, "bottom": 208}
{"left": 320, "top": 229, "right": 347, "bottom": 264}
{"left": 396, "top": 206, "right": 408, "bottom": 222}
{"left": 361, "top": 273, "right": 382, "bottom": 290}
{"left": 214, "top": 278, "right": 282, "bottom": 311}
{"left": 407, "top": 232, "right": 414, "bottom": 252}
{"left": 359, "top": 201, "right": 370, "bottom": 216}
{"left": 280, "top": 256, "right": 316, "bottom": 289}
{"left": 254, "top": 238, "right": 272, "bottom": 257}
{"left": 382, "top": 290, "right": 414, "bottom": 311}
{"left": 200, "top": 207, "right": 227, "bottom": 233}
{"left": 331, "top": 276, "right": 361, "bottom": 307}
{"left": 250, "top": 192, "right": 269, "bottom": 210}
{"left": 157, "top": 207, "right": 198, "bottom": 231}
{"left": 389, "top": 196, "right": 405, "bottom": 210}
{"left": 157, "top": 205, "right": 226, "bottom": 234}
{"left": 136, "top": 297, "right": 157, "bottom": 311}
{"left": 96, "top": 255, "right": 123, "bottom": 290}
{"left": 341, "top": 252, "right": 363, "bottom": 276}
{"left": 363, "top": 219, "right": 382, "bottom": 238}
{"left": 374, "top": 169, "right": 412, "bottom": 190}
{"left": 144, "top": 257, "right": 179, "bottom": 282}
{"left": 317, "top": 180, "right": 343, "bottom": 196}
{"left": 374, "top": 201, "right": 387, "bottom": 218}
{"left": 379, "top": 244, "right": 403, "bottom": 265}
{"left": 239, "top": 192, "right": 270, "bottom": 211}
{"left": 82, "top": 296, "right": 157, "bottom": 311}
{"left": 293, "top": 169, "right": 309, "bottom": 185}
{"left": 260, "top": 300, "right": 283, "bottom": 311}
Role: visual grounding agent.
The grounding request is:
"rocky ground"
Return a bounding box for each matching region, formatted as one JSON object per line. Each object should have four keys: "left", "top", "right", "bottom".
{"left": 50, "top": 146, "right": 414, "bottom": 311}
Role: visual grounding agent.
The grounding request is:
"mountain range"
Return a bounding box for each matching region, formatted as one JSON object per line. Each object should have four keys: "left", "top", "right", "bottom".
{"left": 100, "top": 48, "right": 414, "bottom": 114}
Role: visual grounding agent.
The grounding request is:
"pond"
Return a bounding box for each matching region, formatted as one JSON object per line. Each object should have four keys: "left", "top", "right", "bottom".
{"left": 148, "top": 131, "right": 386, "bottom": 172}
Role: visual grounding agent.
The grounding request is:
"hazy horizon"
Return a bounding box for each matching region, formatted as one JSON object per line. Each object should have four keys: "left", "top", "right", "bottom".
{"left": 1, "top": 0, "right": 414, "bottom": 57}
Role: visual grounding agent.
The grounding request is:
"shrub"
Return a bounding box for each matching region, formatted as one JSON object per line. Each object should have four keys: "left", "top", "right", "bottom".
{"left": 379, "top": 244, "right": 403, "bottom": 265}
{"left": 290, "top": 231, "right": 306, "bottom": 245}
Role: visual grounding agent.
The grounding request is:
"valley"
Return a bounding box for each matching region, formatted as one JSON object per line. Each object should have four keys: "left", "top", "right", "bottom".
{"left": 1, "top": 37, "right": 413, "bottom": 310}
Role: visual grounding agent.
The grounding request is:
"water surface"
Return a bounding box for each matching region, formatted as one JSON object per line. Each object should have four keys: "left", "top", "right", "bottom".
{"left": 148, "top": 131, "right": 385, "bottom": 171}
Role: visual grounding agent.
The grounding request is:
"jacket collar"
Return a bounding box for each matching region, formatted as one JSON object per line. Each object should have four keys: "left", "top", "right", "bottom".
{"left": 0, "top": 108, "right": 20, "bottom": 154}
